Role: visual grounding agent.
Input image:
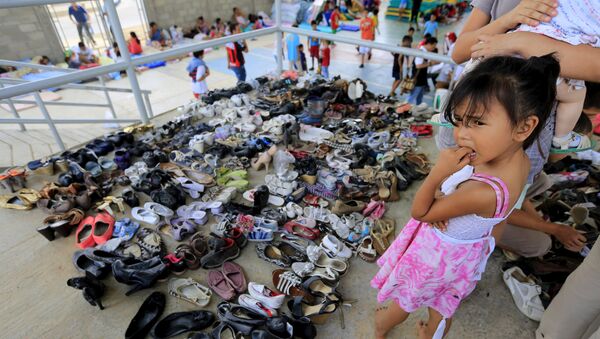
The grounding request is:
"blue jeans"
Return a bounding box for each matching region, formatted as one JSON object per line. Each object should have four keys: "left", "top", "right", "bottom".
{"left": 408, "top": 85, "right": 425, "bottom": 105}
{"left": 230, "top": 66, "right": 246, "bottom": 82}
{"left": 321, "top": 66, "right": 329, "bottom": 78}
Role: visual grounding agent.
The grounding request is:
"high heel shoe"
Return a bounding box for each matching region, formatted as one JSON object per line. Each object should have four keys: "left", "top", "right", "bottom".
{"left": 251, "top": 146, "right": 277, "bottom": 171}
{"left": 287, "top": 295, "right": 340, "bottom": 324}
{"left": 112, "top": 256, "right": 168, "bottom": 296}
{"left": 67, "top": 273, "right": 106, "bottom": 310}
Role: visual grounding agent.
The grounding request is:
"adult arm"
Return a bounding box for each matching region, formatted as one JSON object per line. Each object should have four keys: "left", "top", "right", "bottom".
{"left": 472, "top": 32, "right": 600, "bottom": 81}
{"left": 505, "top": 199, "right": 586, "bottom": 251}
{"left": 452, "top": 0, "right": 558, "bottom": 64}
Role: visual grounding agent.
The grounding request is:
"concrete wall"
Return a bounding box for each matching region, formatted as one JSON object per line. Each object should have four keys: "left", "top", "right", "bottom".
{"left": 143, "top": 0, "right": 273, "bottom": 31}
{"left": 0, "top": 6, "right": 64, "bottom": 63}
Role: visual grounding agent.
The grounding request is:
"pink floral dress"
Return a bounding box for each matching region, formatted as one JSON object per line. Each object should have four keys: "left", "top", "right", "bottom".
{"left": 371, "top": 166, "right": 517, "bottom": 320}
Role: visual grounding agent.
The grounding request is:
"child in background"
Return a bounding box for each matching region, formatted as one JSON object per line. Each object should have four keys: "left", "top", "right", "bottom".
{"left": 320, "top": 40, "right": 330, "bottom": 78}
{"left": 359, "top": 8, "right": 375, "bottom": 68}
{"left": 298, "top": 44, "right": 307, "bottom": 72}
{"left": 187, "top": 50, "right": 209, "bottom": 99}
{"left": 308, "top": 20, "right": 320, "bottom": 71}
{"left": 128, "top": 32, "right": 143, "bottom": 55}
{"left": 372, "top": 8, "right": 380, "bottom": 35}
{"left": 423, "top": 14, "right": 439, "bottom": 37}
{"left": 372, "top": 54, "right": 559, "bottom": 339}
{"left": 330, "top": 6, "right": 340, "bottom": 33}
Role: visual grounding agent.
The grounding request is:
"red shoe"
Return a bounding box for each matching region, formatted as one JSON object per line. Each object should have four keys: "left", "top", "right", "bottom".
{"left": 75, "top": 215, "right": 96, "bottom": 249}
{"left": 284, "top": 221, "right": 320, "bottom": 240}
{"left": 92, "top": 212, "right": 115, "bottom": 245}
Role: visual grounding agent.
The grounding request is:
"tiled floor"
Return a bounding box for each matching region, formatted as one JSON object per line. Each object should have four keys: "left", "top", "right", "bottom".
{"left": 0, "top": 2, "right": 466, "bottom": 167}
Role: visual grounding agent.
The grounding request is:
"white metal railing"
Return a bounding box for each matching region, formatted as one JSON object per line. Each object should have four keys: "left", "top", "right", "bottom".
{"left": 0, "top": 0, "right": 454, "bottom": 153}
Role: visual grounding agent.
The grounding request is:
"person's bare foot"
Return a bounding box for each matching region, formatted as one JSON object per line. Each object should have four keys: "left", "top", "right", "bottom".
{"left": 416, "top": 320, "right": 429, "bottom": 339}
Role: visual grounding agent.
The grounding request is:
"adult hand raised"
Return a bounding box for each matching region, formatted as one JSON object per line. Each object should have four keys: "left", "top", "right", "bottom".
{"left": 470, "top": 33, "right": 520, "bottom": 59}
{"left": 501, "top": 0, "right": 558, "bottom": 29}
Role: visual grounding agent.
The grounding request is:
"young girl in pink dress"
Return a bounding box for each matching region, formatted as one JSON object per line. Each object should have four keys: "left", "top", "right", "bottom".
{"left": 371, "top": 54, "right": 560, "bottom": 339}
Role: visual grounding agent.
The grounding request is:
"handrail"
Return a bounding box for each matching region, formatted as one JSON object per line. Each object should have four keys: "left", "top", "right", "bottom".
{"left": 0, "top": 77, "right": 152, "bottom": 94}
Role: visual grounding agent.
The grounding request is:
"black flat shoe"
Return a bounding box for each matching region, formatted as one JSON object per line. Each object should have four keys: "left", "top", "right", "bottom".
{"left": 125, "top": 291, "right": 166, "bottom": 339}
{"left": 151, "top": 310, "right": 215, "bottom": 339}
{"left": 72, "top": 250, "right": 110, "bottom": 280}
{"left": 122, "top": 189, "right": 140, "bottom": 207}
{"left": 112, "top": 256, "right": 168, "bottom": 295}
{"left": 67, "top": 273, "right": 106, "bottom": 310}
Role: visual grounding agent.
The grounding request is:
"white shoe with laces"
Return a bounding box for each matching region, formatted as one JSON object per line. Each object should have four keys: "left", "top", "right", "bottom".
{"left": 503, "top": 266, "right": 545, "bottom": 321}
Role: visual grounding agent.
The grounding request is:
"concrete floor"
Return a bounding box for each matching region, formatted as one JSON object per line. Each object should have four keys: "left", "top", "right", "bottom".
{"left": 0, "top": 104, "right": 538, "bottom": 339}
{"left": 0, "top": 0, "right": 464, "bottom": 166}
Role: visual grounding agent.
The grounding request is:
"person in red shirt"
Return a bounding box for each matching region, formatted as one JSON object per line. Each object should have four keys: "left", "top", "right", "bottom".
{"left": 320, "top": 39, "right": 331, "bottom": 78}
{"left": 358, "top": 9, "right": 374, "bottom": 68}
{"left": 330, "top": 6, "right": 340, "bottom": 33}
{"left": 128, "top": 32, "right": 143, "bottom": 55}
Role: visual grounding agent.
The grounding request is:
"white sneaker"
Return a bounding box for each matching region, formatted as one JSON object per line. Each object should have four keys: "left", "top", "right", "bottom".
{"left": 247, "top": 282, "right": 285, "bottom": 310}
{"left": 503, "top": 266, "right": 545, "bottom": 321}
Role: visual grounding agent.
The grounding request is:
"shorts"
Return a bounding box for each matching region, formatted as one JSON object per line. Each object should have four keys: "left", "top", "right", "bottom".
{"left": 359, "top": 46, "right": 371, "bottom": 54}
{"left": 310, "top": 45, "right": 319, "bottom": 58}
{"left": 392, "top": 69, "right": 401, "bottom": 80}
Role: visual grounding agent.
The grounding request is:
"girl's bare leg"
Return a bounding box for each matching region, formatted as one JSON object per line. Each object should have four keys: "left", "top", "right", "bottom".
{"left": 554, "top": 80, "right": 587, "bottom": 137}
{"left": 374, "top": 302, "right": 410, "bottom": 339}
{"left": 416, "top": 308, "right": 453, "bottom": 339}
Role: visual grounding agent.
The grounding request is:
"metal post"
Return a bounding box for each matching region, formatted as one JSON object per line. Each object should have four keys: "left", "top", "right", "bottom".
{"left": 0, "top": 83, "right": 25, "bottom": 131}
{"left": 275, "top": 0, "right": 283, "bottom": 74}
{"left": 98, "top": 76, "right": 117, "bottom": 119}
{"left": 104, "top": 0, "right": 150, "bottom": 123}
{"left": 33, "top": 91, "right": 65, "bottom": 151}
{"left": 143, "top": 93, "right": 154, "bottom": 118}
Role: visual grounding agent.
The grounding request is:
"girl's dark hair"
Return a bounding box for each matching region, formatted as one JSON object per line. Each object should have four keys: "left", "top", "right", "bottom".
{"left": 130, "top": 31, "right": 140, "bottom": 44}
{"left": 444, "top": 54, "right": 560, "bottom": 150}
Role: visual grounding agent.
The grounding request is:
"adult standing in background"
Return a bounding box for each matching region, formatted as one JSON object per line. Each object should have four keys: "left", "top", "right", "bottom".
{"left": 407, "top": 37, "right": 438, "bottom": 105}
{"left": 69, "top": 2, "right": 96, "bottom": 45}
{"left": 409, "top": 0, "right": 422, "bottom": 30}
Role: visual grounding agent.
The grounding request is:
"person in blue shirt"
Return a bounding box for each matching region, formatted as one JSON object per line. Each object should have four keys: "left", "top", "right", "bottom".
{"left": 68, "top": 2, "right": 96, "bottom": 45}
{"left": 423, "top": 14, "right": 438, "bottom": 37}
{"left": 286, "top": 25, "right": 300, "bottom": 71}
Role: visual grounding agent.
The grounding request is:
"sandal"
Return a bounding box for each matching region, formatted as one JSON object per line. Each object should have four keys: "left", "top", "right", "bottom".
{"left": 168, "top": 277, "right": 212, "bottom": 307}
{"left": 357, "top": 236, "right": 377, "bottom": 262}
{"left": 272, "top": 269, "right": 311, "bottom": 300}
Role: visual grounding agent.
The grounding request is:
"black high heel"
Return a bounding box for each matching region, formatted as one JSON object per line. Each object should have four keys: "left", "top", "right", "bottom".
{"left": 67, "top": 273, "right": 106, "bottom": 310}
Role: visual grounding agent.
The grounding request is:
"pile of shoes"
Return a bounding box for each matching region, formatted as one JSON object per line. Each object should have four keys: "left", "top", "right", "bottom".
{"left": 1, "top": 73, "right": 436, "bottom": 338}
{"left": 501, "top": 155, "right": 599, "bottom": 322}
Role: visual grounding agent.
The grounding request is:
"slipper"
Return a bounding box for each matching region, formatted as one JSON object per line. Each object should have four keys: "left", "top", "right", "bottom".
{"left": 174, "top": 177, "right": 205, "bottom": 199}
{"left": 222, "top": 262, "right": 247, "bottom": 293}
{"left": 168, "top": 277, "right": 212, "bottom": 307}
{"left": 208, "top": 270, "right": 236, "bottom": 301}
{"left": 131, "top": 207, "right": 160, "bottom": 225}
{"left": 144, "top": 202, "right": 174, "bottom": 218}
{"left": 112, "top": 218, "right": 140, "bottom": 241}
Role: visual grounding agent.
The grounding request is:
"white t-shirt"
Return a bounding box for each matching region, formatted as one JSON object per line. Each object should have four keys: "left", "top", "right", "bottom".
{"left": 192, "top": 65, "right": 208, "bottom": 95}
{"left": 71, "top": 45, "right": 95, "bottom": 63}
{"left": 414, "top": 46, "right": 428, "bottom": 66}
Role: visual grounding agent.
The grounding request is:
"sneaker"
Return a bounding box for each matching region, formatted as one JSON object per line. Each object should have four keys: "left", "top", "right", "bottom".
{"left": 552, "top": 132, "right": 592, "bottom": 151}
{"left": 200, "top": 238, "right": 240, "bottom": 269}
{"left": 238, "top": 294, "right": 278, "bottom": 317}
{"left": 502, "top": 266, "right": 545, "bottom": 321}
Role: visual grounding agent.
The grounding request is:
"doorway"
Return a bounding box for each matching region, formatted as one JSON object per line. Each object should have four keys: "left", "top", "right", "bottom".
{"left": 46, "top": 0, "right": 149, "bottom": 55}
